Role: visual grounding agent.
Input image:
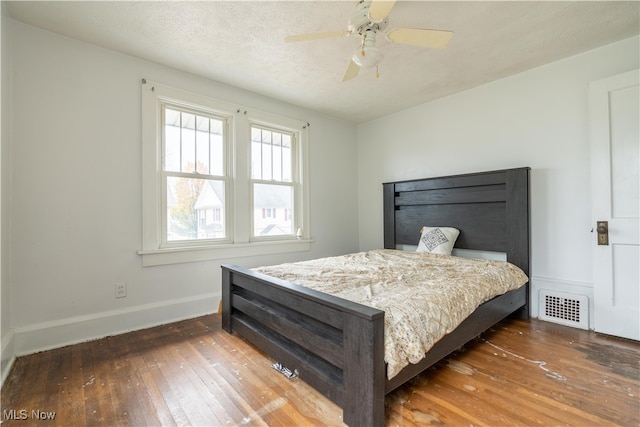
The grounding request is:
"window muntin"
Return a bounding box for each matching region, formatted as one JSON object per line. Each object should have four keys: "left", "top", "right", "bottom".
{"left": 164, "top": 107, "right": 224, "bottom": 175}
{"left": 162, "top": 105, "right": 228, "bottom": 244}
{"left": 251, "top": 126, "right": 292, "bottom": 182}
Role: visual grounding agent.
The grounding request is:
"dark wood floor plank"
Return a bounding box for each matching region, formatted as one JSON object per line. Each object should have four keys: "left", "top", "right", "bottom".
{"left": 212, "top": 328, "right": 343, "bottom": 426}
{"left": 2, "top": 315, "right": 638, "bottom": 426}
{"left": 200, "top": 324, "right": 300, "bottom": 426}
{"left": 431, "top": 361, "right": 560, "bottom": 426}
{"left": 139, "top": 349, "right": 191, "bottom": 426}
{"left": 178, "top": 336, "right": 265, "bottom": 424}
{"left": 473, "top": 325, "right": 639, "bottom": 425}
{"left": 463, "top": 333, "right": 632, "bottom": 426}
{"left": 207, "top": 326, "right": 299, "bottom": 426}
{"left": 80, "top": 342, "right": 107, "bottom": 426}
{"left": 69, "top": 345, "right": 89, "bottom": 426}
{"left": 47, "top": 346, "right": 77, "bottom": 426}
{"left": 135, "top": 352, "right": 179, "bottom": 427}
{"left": 91, "top": 339, "right": 121, "bottom": 427}
{"left": 153, "top": 340, "right": 224, "bottom": 426}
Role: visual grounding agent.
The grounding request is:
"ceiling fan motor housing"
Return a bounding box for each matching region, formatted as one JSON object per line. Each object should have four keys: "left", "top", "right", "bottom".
{"left": 349, "top": 1, "right": 388, "bottom": 35}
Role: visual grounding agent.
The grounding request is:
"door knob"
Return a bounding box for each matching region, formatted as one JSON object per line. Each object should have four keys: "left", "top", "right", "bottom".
{"left": 596, "top": 221, "right": 609, "bottom": 245}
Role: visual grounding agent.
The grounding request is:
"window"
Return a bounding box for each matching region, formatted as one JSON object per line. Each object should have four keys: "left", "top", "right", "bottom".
{"left": 163, "top": 106, "right": 228, "bottom": 244}
{"left": 140, "top": 81, "right": 310, "bottom": 266}
{"left": 251, "top": 126, "right": 295, "bottom": 239}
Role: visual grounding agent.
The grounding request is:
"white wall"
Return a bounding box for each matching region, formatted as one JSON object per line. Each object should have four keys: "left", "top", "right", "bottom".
{"left": 357, "top": 36, "right": 639, "bottom": 321}
{"left": 0, "top": 6, "right": 14, "bottom": 384}
{"left": 5, "top": 20, "right": 359, "bottom": 359}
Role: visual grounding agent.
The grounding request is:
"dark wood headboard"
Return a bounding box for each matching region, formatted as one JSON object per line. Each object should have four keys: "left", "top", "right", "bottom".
{"left": 383, "top": 167, "right": 530, "bottom": 277}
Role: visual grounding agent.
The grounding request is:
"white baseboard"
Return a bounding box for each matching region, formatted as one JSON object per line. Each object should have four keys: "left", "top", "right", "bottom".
{"left": 12, "top": 292, "right": 220, "bottom": 358}
{"left": 530, "top": 276, "right": 593, "bottom": 328}
{"left": 1, "top": 328, "right": 16, "bottom": 387}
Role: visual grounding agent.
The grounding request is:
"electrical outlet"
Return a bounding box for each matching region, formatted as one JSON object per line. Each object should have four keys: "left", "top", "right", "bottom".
{"left": 115, "top": 282, "right": 127, "bottom": 298}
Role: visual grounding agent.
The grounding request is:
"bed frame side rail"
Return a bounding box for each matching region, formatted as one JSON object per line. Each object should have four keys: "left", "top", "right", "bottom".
{"left": 221, "top": 264, "right": 386, "bottom": 427}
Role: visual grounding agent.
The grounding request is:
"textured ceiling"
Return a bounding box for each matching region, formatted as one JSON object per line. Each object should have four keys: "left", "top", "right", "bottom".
{"left": 6, "top": 1, "right": 640, "bottom": 122}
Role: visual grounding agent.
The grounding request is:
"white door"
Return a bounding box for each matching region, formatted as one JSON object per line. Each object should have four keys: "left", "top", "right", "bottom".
{"left": 589, "top": 69, "right": 640, "bottom": 341}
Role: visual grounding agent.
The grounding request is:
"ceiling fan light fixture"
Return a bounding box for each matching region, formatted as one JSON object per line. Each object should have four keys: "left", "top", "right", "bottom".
{"left": 352, "top": 44, "right": 383, "bottom": 68}
{"left": 353, "top": 30, "right": 383, "bottom": 68}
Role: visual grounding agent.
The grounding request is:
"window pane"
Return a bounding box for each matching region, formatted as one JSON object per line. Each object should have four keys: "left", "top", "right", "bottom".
{"left": 210, "top": 119, "right": 224, "bottom": 176}
{"left": 261, "top": 130, "right": 272, "bottom": 180}
{"left": 251, "top": 126, "right": 293, "bottom": 182}
{"left": 211, "top": 134, "right": 224, "bottom": 176}
{"left": 195, "top": 116, "right": 210, "bottom": 174}
{"left": 181, "top": 112, "right": 196, "bottom": 172}
{"left": 167, "top": 177, "right": 225, "bottom": 241}
{"left": 253, "top": 183, "right": 293, "bottom": 236}
{"left": 252, "top": 130, "right": 262, "bottom": 179}
{"left": 165, "top": 107, "right": 225, "bottom": 177}
{"left": 164, "top": 108, "right": 181, "bottom": 172}
{"left": 273, "top": 133, "right": 282, "bottom": 181}
{"left": 282, "top": 135, "right": 292, "bottom": 182}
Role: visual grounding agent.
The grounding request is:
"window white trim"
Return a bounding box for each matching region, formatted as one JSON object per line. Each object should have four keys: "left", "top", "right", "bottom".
{"left": 139, "top": 80, "right": 311, "bottom": 266}
{"left": 138, "top": 239, "right": 313, "bottom": 267}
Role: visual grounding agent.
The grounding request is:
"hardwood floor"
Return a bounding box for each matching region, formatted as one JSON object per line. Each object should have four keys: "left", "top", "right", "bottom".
{"left": 2, "top": 314, "right": 638, "bottom": 426}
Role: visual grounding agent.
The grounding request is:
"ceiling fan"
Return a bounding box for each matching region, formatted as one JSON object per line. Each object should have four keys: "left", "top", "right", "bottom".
{"left": 285, "top": 0, "right": 453, "bottom": 81}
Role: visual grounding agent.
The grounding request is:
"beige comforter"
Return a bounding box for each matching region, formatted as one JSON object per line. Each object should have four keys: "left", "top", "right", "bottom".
{"left": 254, "top": 249, "right": 528, "bottom": 379}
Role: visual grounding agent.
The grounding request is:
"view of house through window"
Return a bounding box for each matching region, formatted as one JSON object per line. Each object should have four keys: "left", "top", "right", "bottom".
{"left": 251, "top": 126, "right": 295, "bottom": 237}
{"left": 164, "top": 106, "right": 227, "bottom": 242}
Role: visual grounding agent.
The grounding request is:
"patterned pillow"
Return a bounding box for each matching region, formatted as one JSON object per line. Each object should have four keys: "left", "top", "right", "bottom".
{"left": 416, "top": 226, "right": 460, "bottom": 255}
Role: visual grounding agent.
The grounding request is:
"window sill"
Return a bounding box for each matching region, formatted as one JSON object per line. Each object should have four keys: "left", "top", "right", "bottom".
{"left": 138, "top": 239, "right": 313, "bottom": 266}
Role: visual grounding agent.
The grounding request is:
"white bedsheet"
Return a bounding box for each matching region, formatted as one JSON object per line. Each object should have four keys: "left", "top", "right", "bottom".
{"left": 254, "top": 249, "right": 528, "bottom": 379}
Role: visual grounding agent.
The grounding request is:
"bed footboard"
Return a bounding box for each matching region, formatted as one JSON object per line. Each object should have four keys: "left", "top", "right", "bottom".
{"left": 222, "top": 264, "right": 386, "bottom": 427}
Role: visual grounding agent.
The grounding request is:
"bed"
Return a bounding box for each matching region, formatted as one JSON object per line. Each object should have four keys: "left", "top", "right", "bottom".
{"left": 221, "top": 167, "right": 530, "bottom": 427}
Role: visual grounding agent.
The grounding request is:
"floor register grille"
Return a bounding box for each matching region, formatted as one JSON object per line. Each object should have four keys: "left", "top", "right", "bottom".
{"left": 539, "top": 290, "right": 589, "bottom": 329}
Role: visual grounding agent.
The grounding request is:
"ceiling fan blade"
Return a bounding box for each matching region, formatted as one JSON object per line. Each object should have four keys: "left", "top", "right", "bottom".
{"left": 368, "top": 0, "right": 396, "bottom": 22}
{"left": 342, "top": 59, "right": 360, "bottom": 82}
{"left": 285, "top": 30, "right": 349, "bottom": 43}
{"left": 387, "top": 28, "right": 453, "bottom": 49}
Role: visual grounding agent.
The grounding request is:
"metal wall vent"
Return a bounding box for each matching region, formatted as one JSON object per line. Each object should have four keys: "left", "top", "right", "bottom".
{"left": 539, "top": 290, "right": 589, "bottom": 330}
